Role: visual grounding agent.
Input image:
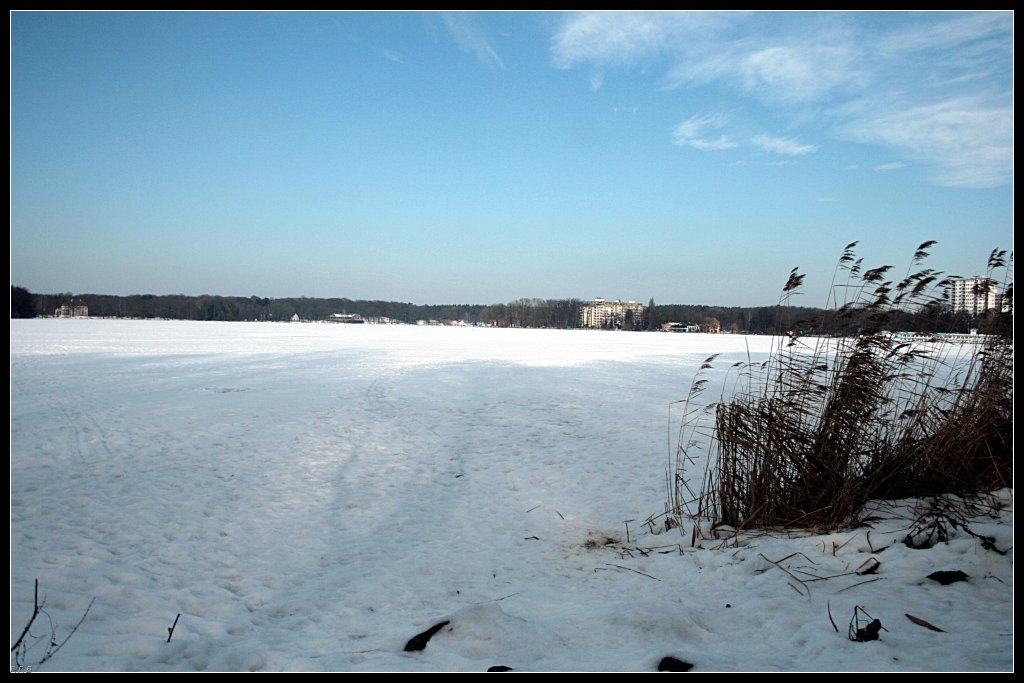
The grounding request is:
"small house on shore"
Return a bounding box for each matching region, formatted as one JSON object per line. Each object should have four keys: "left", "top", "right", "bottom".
{"left": 327, "top": 313, "right": 364, "bottom": 323}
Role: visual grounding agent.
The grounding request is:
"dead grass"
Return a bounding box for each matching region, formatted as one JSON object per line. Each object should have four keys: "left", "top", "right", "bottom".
{"left": 668, "top": 242, "right": 1013, "bottom": 535}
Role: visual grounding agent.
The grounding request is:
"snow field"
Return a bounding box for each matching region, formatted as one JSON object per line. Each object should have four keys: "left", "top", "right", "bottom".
{"left": 10, "top": 320, "right": 1012, "bottom": 671}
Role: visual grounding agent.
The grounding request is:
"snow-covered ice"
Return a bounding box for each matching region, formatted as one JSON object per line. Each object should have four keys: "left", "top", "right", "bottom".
{"left": 10, "top": 320, "right": 1013, "bottom": 671}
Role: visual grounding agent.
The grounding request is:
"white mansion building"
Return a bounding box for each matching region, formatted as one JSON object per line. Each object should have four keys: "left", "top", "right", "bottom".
{"left": 579, "top": 297, "right": 645, "bottom": 329}
{"left": 55, "top": 299, "right": 89, "bottom": 318}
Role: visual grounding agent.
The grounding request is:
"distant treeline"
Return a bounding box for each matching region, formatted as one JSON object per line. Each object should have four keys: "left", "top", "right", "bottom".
{"left": 20, "top": 289, "right": 490, "bottom": 326}
{"left": 11, "top": 286, "right": 1002, "bottom": 336}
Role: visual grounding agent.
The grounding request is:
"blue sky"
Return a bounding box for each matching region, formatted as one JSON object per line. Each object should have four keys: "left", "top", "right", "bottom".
{"left": 10, "top": 11, "right": 1013, "bottom": 306}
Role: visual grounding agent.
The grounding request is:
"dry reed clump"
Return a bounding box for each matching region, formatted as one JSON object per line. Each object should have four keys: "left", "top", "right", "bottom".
{"left": 668, "top": 242, "right": 1013, "bottom": 535}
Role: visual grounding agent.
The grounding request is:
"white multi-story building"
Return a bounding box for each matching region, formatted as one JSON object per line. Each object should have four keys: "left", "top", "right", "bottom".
{"left": 55, "top": 299, "right": 88, "bottom": 318}
{"left": 948, "top": 277, "right": 1004, "bottom": 316}
{"left": 579, "top": 297, "right": 645, "bottom": 329}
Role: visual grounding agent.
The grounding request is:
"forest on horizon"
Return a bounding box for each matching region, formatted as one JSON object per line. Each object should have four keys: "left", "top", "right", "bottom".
{"left": 11, "top": 286, "right": 1006, "bottom": 337}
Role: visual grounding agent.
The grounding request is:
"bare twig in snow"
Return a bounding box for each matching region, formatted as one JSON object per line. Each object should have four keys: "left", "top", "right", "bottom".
{"left": 602, "top": 564, "right": 661, "bottom": 581}
{"left": 167, "top": 613, "right": 181, "bottom": 643}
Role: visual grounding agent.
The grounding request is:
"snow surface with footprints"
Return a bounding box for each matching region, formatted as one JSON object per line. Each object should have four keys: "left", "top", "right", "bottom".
{"left": 10, "top": 319, "right": 1013, "bottom": 671}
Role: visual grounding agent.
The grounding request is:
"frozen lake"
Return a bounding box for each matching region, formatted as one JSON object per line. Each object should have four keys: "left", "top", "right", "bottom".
{"left": 10, "top": 320, "right": 1012, "bottom": 671}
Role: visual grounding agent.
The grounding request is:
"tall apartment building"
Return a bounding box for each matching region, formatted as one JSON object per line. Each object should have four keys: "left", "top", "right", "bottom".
{"left": 579, "top": 297, "right": 645, "bottom": 329}
{"left": 948, "top": 277, "right": 1004, "bottom": 316}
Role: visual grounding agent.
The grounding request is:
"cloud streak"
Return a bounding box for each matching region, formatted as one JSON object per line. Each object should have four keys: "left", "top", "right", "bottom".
{"left": 751, "top": 134, "right": 818, "bottom": 156}
{"left": 843, "top": 96, "right": 1013, "bottom": 188}
{"left": 551, "top": 11, "right": 1013, "bottom": 188}
{"left": 672, "top": 113, "right": 738, "bottom": 151}
{"left": 443, "top": 12, "right": 504, "bottom": 70}
{"left": 551, "top": 11, "right": 725, "bottom": 70}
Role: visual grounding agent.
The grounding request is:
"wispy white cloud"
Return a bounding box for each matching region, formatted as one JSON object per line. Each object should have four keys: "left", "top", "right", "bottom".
{"left": 442, "top": 12, "right": 504, "bottom": 70}
{"left": 842, "top": 95, "right": 1013, "bottom": 188}
{"left": 751, "top": 134, "right": 818, "bottom": 156}
{"left": 875, "top": 12, "right": 1011, "bottom": 62}
{"left": 551, "top": 11, "right": 726, "bottom": 70}
{"left": 874, "top": 162, "right": 905, "bottom": 171}
{"left": 687, "top": 136, "right": 740, "bottom": 152}
{"left": 672, "top": 113, "right": 737, "bottom": 151}
{"left": 691, "top": 43, "right": 864, "bottom": 106}
{"left": 550, "top": 11, "right": 1013, "bottom": 188}
{"left": 739, "top": 45, "right": 862, "bottom": 104}
{"left": 672, "top": 113, "right": 719, "bottom": 140}
{"left": 382, "top": 49, "right": 402, "bottom": 64}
